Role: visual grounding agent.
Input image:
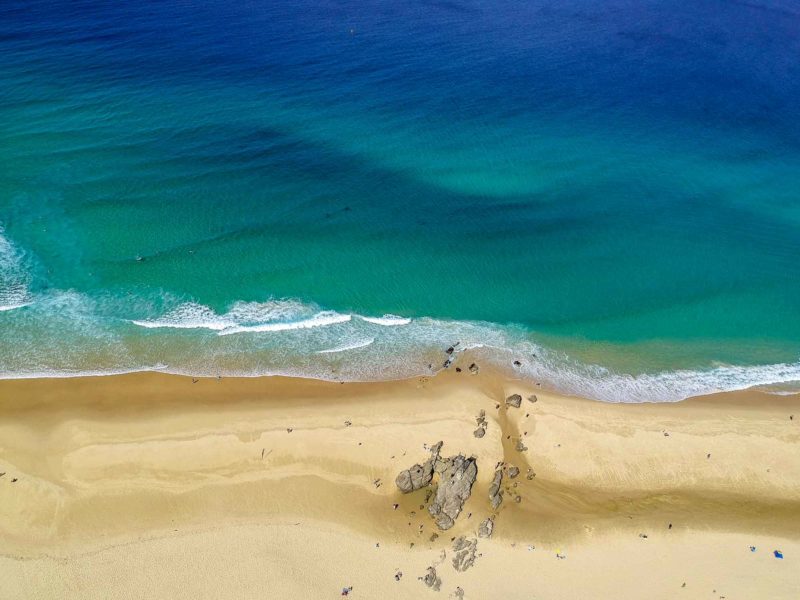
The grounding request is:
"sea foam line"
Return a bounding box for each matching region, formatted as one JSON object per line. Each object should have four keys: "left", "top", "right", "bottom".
{"left": 316, "top": 338, "right": 375, "bottom": 354}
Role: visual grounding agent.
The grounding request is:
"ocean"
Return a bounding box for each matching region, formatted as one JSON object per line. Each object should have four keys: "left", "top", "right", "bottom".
{"left": 2, "top": 0, "right": 799, "bottom": 401}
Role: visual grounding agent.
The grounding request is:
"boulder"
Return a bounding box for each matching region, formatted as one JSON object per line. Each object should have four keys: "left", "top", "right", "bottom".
{"left": 428, "top": 454, "right": 478, "bottom": 530}
{"left": 396, "top": 442, "right": 442, "bottom": 493}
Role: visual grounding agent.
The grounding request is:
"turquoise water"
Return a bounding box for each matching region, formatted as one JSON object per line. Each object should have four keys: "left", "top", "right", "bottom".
{"left": 2, "top": 0, "right": 800, "bottom": 400}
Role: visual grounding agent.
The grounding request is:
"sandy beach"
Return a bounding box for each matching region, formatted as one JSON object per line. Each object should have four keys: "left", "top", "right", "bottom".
{"left": 1, "top": 370, "right": 798, "bottom": 599}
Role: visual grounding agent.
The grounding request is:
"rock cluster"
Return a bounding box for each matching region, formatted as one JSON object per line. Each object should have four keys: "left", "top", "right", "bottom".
{"left": 473, "top": 410, "right": 487, "bottom": 438}
{"left": 396, "top": 442, "right": 478, "bottom": 531}
{"left": 451, "top": 537, "right": 478, "bottom": 572}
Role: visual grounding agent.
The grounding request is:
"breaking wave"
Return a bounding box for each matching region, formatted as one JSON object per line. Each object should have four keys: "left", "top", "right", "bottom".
{"left": 0, "top": 290, "right": 798, "bottom": 402}
{"left": 0, "top": 226, "right": 32, "bottom": 313}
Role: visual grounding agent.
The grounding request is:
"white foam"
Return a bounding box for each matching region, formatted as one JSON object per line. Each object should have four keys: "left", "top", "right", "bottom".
{"left": 218, "top": 311, "right": 352, "bottom": 335}
{"left": 316, "top": 338, "right": 375, "bottom": 354}
{"left": 132, "top": 302, "right": 234, "bottom": 330}
{"left": 511, "top": 343, "right": 800, "bottom": 403}
{"left": 0, "top": 226, "right": 32, "bottom": 311}
{"left": 0, "top": 301, "right": 32, "bottom": 312}
{"left": 5, "top": 284, "right": 800, "bottom": 402}
{"left": 361, "top": 314, "right": 412, "bottom": 326}
{"left": 131, "top": 299, "right": 319, "bottom": 332}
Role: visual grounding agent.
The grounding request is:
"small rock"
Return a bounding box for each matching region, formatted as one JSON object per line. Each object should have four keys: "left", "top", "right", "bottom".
{"left": 451, "top": 537, "right": 478, "bottom": 571}
{"left": 528, "top": 395, "right": 538, "bottom": 403}
{"left": 488, "top": 468, "right": 504, "bottom": 510}
{"left": 477, "top": 517, "right": 494, "bottom": 539}
{"left": 453, "top": 587, "right": 465, "bottom": 599}
{"left": 507, "top": 465, "right": 520, "bottom": 479}
{"left": 419, "top": 566, "right": 442, "bottom": 591}
{"left": 468, "top": 363, "right": 479, "bottom": 375}
{"left": 505, "top": 394, "right": 522, "bottom": 408}
{"left": 515, "top": 439, "right": 528, "bottom": 452}
{"left": 473, "top": 427, "right": 486, "bottom": 438}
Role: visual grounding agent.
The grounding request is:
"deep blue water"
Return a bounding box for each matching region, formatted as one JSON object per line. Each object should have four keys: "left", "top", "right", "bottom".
{"left": 1, "top": 0, "right": 800, "bottom": 400}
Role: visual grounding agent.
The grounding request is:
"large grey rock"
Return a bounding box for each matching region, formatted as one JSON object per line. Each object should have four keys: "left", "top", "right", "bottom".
{"left": 477, "top": 517, "right": 494, "bottom": 539}
{"left": 506, "top": 394, "right": 522, "bottom": 408}
{"left": 428, "top": 454, "right": 478, "bottom": 530}
{"left": 396, "top": 442, "right": 442, "bottom": 493}
{"left": 452, "top": 537, "right": 478, "bottom": 572}
{"left": 488, "top": 468, "right": 504, "bottom": 510}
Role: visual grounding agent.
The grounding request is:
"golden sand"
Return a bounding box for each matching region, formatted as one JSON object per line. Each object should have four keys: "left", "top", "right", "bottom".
{"left": 0, "top": 371, "right": 798, "bottom": 599}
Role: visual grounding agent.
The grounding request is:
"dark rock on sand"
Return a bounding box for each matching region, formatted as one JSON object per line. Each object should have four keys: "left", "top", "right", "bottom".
{"left": 473, "top": 426, "right": 486, "bottom": 438}
{"left": 528, "top": 395, "right": 538, "bottom": 403}
{"left": 396, "top": 442, "right": 442, "bottom": 493}
{"left": 477, "top": 517, "right": 494, "bottom": 539}
{"left": 506, "top": 394, "right": 522, "bottom": 408}
{"left": 515, "top": 439, "right": 528, "bottom": 452}
{"left": 428, "top": 454, "right": 478, "bottom": 530}
{"left": 468, "top": 363, "right": 479, "bottom": 374}
{"left": 420, "top": 566, "right": 442, "bottom": 591}
{"left": 452, "top": 537, "right": 478, "bottom": 572}
{"left": 507, "top": 465, "right": 520, "bottom": 479}
{"left": 488, "top": 468, "right": 504, "bottom": 510}
{"left": 396, "top": 442, "right": 478, "bottom": 531}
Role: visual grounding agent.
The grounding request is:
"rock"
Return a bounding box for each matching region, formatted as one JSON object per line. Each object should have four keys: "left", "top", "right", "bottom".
{"left": 453, "top": 587, "right": 465, "bottom": 599}
{"left": 428, "top": 454, "right": 478, "bottom": 530}
{"left": 475, "top": 410, "right": 486, "bottom": 425}
{"left": 468, "top": 363, "right": 479, "bottom": 374}
{"left": 396, "top": 442, "right": 442, "bottom": 493}
{"left": 528, "top": 395, "right": 538, "bottom": 403}
{"left": 451, "top": 537, "right": 478, "bottom": 572}
{"left": 526, "top": 468, "right": 536, "bottom": 480}
{"left": 506, "top": 394, "right": 522, "bottom": 408}
{"left": 473, "top": 426, "right": 486, "bottom": 438}
{"left": 396, "top": 442, "right": 477, "bottom": 530}
{"left": 515, "top": 439, "right": 528, "bottom": 452}
{"left": 477, "top": 517, "right": 494, "bottom": 539}
{"left": 419, "top": 566, "right": 442, "bottom": 591}
{"left": 507, "top": 465, "right": 520, "bottom": 479}
{"left": 488, "top": 468, "right": 504, "bottom": 510}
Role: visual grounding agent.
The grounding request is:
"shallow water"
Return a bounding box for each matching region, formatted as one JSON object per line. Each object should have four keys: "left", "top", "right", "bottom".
{"left": 1, "top": 0, "right": 799, "bottom": 400}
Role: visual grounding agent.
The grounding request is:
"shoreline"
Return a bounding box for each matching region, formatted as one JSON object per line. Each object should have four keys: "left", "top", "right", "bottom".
{"left": 1, "top": 371, "right": 799, "bottom": 598}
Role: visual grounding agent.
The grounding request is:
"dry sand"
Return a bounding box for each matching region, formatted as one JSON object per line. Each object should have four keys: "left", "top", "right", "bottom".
{"left": 0, "top": 371, "right": 798, "bottom": 599}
